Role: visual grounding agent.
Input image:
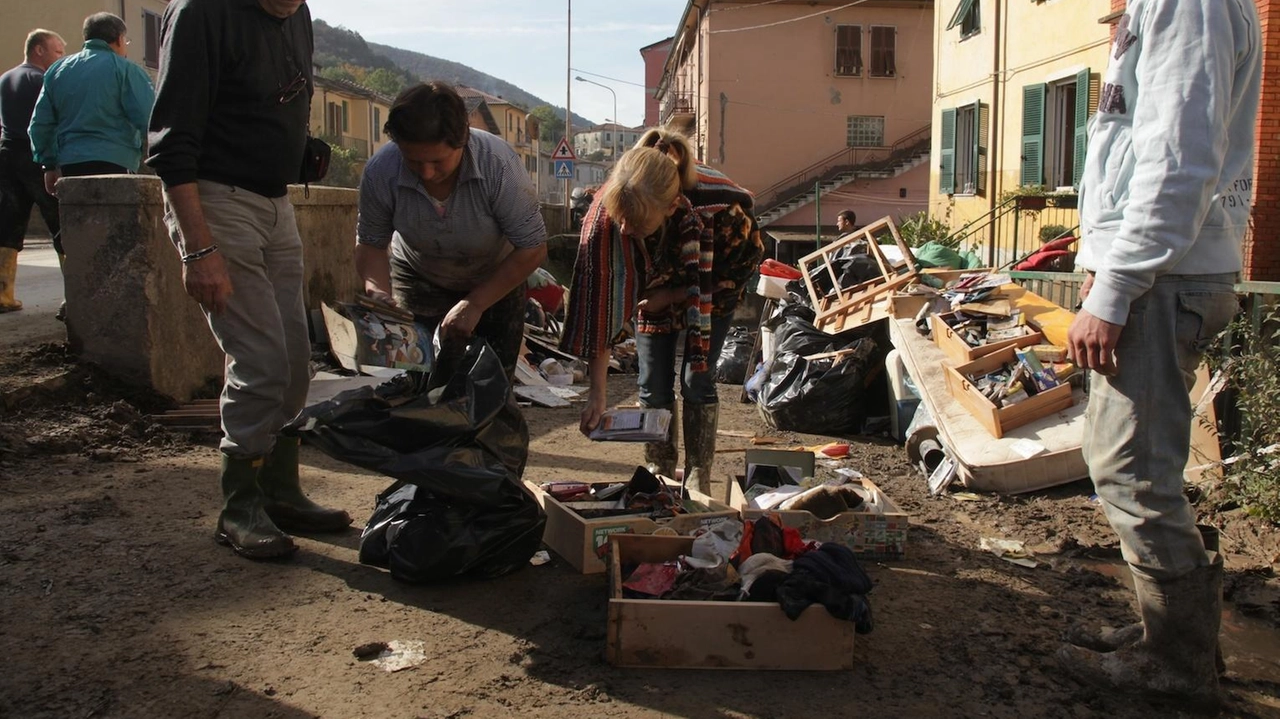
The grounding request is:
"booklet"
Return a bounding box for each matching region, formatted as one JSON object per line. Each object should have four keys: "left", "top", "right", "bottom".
{"left": 588, "top": 408, "right": 673, "bottom": 442}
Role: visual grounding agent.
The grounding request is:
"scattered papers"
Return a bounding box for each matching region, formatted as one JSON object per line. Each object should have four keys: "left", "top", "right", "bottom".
{"left": 927, "top": 456, "right": 958, "bottom": 496}
{"left": 514, "top": 386, "right": 572, "bottom": 408}
{"left": 949, "top": 491, "right": 983, "bottom": 502}
{"left": 529, "top": 550, "right": 551, "bottom": 566}
{"left": 979, "top": 537, "right": 1039, "bottom": 568}
{"left": 589, "top": 408, "right": 672, "bottom": 442}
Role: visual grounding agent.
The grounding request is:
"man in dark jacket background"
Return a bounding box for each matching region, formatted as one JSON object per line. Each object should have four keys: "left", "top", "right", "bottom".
{"left": 0, "top": 29, "right": 65, "bottom": 313}
{"left": 147, "top": 0, "right": 350, "bottom": 560}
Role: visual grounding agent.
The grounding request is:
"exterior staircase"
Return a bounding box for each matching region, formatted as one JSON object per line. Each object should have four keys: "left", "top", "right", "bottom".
{"left": 755, "top": 125, "right": 931, "bottom": 228}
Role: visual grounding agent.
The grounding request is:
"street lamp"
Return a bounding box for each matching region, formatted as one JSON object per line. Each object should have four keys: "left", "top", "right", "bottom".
{"left": 575, "top": 75, "right": 618, "bottom": 160}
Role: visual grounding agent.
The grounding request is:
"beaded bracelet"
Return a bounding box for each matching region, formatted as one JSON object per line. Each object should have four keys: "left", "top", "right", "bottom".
{"left": 181, "top": 245, "right": 219, "bottom": 264}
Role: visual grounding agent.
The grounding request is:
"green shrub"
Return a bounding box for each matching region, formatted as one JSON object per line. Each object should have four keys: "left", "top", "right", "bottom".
{"left": 1206, "top": 304, "right": 1280, "bottom": 522}
{"left": 897, "top": 211, "right": 958, "bottom": 249}
{"left": 1039, "top": 224, "right": 1071, "bottom": 243}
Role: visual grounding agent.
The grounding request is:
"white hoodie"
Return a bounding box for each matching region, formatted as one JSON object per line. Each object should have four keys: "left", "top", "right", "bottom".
{"left": 1077, "top": 0, "right": 1262, "bottom": 326}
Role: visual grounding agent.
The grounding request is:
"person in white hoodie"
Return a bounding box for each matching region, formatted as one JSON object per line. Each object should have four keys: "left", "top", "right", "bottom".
{"left": 1061, "top": 0, "right": 1261, "bottom": 704}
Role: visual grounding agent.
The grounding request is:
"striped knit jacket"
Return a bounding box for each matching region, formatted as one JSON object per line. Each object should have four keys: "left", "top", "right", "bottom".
{"left": 559, "top": 165, "right": 763, "bottom": 372}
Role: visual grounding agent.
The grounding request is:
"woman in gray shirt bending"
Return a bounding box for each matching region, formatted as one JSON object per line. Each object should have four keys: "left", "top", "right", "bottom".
{"left": 354, "top": 81, "right": 547, "bottom": 374}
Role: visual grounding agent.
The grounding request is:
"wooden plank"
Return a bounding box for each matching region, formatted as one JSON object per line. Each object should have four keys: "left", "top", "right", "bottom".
{"left": 514, "top": 356, "right": 550, "bottom": 386}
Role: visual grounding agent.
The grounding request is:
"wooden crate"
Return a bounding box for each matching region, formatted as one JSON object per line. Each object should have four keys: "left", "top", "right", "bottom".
{"left": 729, "top": 475, "right": 909, "bottom": 561}
{"left": 943, "top": 346, "right": 1075, "bottom": 439}
{"left": 886, "top": 269, "right": 987, "bottom": 320}
{"left": 606, "top": 534, "right": 855, "bottom": 670}
{"left": 525, "top": 480, "right": 738, "bottom": 574}
{"left": 929, "top": 311, "right": 1045, "bottom": 365}
{"left": 798, "top": 216, "right": 919, "bottom": 334}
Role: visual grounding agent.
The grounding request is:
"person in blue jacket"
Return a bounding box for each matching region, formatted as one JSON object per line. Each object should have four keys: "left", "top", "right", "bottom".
{"left": 29, "top": 12, "right": 154, "bottom": 193}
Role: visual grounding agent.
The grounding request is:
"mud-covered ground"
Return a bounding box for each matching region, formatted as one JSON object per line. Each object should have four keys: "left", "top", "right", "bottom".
{"left": 2, "top": 344, "right": 1279, "bottom": 719}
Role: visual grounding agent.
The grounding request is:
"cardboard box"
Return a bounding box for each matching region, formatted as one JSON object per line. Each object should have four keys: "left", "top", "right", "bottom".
{"left": 606, "top": 534, "right": 855, "bottom": 670}
{"left": 930, "top": 311, "right": 1044, "bottom": 365}
{"left": 731, "top": 449, "right": 908, "bottom": 561}
{"left": 943, "top": 345, "right": 1075, "bottom": 438}
{"left": 525, "top": 479, "right": 738, "bottom": 574}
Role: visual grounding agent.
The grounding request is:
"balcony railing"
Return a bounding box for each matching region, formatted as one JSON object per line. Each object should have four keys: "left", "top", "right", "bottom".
{"left": 334, "top": 135, "right": 369, "bottom": 160}
{"left": 660, "top": 91, "right": 694, "bottom": 126}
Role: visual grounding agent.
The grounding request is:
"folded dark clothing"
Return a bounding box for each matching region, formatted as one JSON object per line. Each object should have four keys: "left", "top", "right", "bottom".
{"left": 776, "top": 543, "right": 874, "bottom": 633}
{"left": 746, "top": 569, "right": 790, "bottom": 603}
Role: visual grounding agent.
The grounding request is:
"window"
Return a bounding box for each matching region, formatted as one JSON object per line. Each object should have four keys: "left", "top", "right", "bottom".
{"left": 869, "top": 26, "right": 896, "bottom": 78}
{"left": 373, "top": 108, "right": 381, "bottom": 142}
{"left": 946, "top": 0, "right": 980, "bottom": 39}
{"left": 1029, "top": 70, "right": 1093, "bottom": 189}
{"left": 341, "top": 101, "right": 349, "bottom": 133}
{"left": 326, "top": 102, "right": 341, "bottom": 136}
{"left": 142, "top": 10, "right": 161, "bottom": 69}
{"left": 939, "top": 101, "right": 988, "bottom": 195}
{"left": 846, "top": 116, "right": 884, "bottom": 147}
{"left": 835, "top": 25, "right": 862, "bottom": 77}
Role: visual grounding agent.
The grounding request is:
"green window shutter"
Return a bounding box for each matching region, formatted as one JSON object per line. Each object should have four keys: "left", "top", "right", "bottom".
{"left": 973, "top": 100, "right": 988, "bottom": 195}
{"left": 947, "top": 0, "right": 977, "bottom": 30}
{"left": 1073, "top": 68, "right": 1091, "bottom": 188}
{"left": 342, "top": 101, "right": 349, "bottom": 132}
{"left": 1020, "top": 83, "right": 1045, "bottom": 187}
{"left": 940, "top": 108, "right": 957, "bottom": 194}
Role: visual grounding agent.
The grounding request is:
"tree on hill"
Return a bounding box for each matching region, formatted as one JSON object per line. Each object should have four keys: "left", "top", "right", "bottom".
{"left": 530, "top": 105, "right": 562, "bottom": 144}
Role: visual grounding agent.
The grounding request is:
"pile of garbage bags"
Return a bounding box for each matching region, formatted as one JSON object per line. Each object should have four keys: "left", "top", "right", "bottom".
{"left": 288, "top": 338, "right": 545, "bottom": 584}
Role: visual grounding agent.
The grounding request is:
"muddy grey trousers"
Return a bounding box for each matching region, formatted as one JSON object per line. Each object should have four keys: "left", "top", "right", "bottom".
{"left": 1083, "top": 273, "right": 1237, "bottom": 581}
{"left": 164, "top": 181, "right": 311, "bottom": 459}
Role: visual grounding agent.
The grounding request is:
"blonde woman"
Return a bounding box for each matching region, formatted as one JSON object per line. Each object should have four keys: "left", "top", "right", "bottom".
{"left": 560, "top": 130, "right": 763, "bottom": 495}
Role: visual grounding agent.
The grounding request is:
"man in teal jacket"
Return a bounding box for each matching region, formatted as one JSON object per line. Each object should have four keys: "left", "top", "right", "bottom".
{"left": 1062, "top": 0, "right": 1261, "bottom": 704}
{"left": 28, "top": 12, "right": 154, "bottom": 195}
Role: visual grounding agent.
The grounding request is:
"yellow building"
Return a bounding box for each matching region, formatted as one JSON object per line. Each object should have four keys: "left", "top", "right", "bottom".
{"left": 5, "top": 1, "right": 169, "bottom": 80}
{"left": 930, "top": 0, "right": 1113, "bottom": 266}
{"left": 311, "top": 75, "right": 394, "bottom": 165}
{"left": 456, "top": 86, "right": 542, "bottom": 187}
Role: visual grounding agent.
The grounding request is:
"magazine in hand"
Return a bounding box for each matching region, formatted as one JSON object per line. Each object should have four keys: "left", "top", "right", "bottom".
{"left": 589, "top": 408, "right": 672, "bottom": 442}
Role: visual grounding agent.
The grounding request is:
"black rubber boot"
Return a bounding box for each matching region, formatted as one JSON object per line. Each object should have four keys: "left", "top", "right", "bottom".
{"left": 215, "top": 455, "right": 297, "bottom": 559}
{"left": 642, "top": 404, "right": 678, "bottom": 479}
{"left": 1056, "top": 555, "right": 1223, "bottom": 707}
{"left": 261, "top": 437, "right": 352, "bottom": 533}
{"left": 682, "top": 402, "right": 718, "bottom": 497}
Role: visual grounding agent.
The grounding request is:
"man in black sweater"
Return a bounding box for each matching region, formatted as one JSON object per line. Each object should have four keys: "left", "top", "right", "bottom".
{"left": 147, "top": 0, "right": 350, "bottom": 560}
{"left": 0, "top": 29, "right": 65, "bottom": 313}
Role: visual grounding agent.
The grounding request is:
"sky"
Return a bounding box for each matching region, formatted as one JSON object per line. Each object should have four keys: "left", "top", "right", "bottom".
{"left": 304, "top": 0, "right": 690, "bottom": 128}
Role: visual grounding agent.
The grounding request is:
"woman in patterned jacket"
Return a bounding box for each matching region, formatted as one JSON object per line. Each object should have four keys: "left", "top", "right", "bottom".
{"left": 560, "top": 129, "right": 763, "bottom": 497}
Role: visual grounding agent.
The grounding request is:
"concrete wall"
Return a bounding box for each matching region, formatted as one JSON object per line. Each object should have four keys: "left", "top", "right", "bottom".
{"left": 773, "top": 162, "right": 930, "bottom": 228}
{"left": 6, "top": 0, "right": 169, "bottom": 79}
{"left": 57, "top": 176, "right": 361, "bottom": 402}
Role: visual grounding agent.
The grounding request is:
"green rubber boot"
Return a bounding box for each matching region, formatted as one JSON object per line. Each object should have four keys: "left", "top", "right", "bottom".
{"left": 642, "top": 404, "right": 678, "bottom": 479}
{"left": 215, "top": 455, "right": 297, "bottom": 559}
{"left": 261, "top": 437, "right": 352, "bottom": 533}
{"left": 682, "top": 402, "right": 718, "bottom": 497}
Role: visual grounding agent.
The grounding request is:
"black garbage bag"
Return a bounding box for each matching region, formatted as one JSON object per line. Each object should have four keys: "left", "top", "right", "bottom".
{"left": 714, "top": 326, "right": 757, "bottom": 385}
{"left": 287, "top": 338, "right": 545, "bottom": 583}
{"left": 807, "top": 245, "right": 881, "bottom": 300}
{"left": 757, "top": 315, "right": 878, "bottom": 435}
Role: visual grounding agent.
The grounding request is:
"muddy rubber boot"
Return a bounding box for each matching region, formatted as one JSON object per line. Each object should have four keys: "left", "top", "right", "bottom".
{"left": 261, "top": 437, "right": 352, "bottom": 533}
{"left": 1064, "top": 526, "right": 1226, "bottom": 677}
{"left": 0, "top": 247, "right": 23, "bottom": 313}
{"left": 682, "top": 402, "right": 718, "bottom": 497}
{"left": 642, "top": 404, "right": 678, "bottom": 480}
{"left": 1056, "top": 555, "right": 1223, "bottom": 707}
{"left": 215, "top": 455, "right": 297, "bottom": 559}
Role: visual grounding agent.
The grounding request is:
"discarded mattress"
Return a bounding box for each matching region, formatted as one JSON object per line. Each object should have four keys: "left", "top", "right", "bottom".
{"left": 889, "top": 317, "right": 1088, "bottom": 494}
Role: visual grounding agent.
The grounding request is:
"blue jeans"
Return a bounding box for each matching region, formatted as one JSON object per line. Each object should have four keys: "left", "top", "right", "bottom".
{"left": 1084, "top": 273, "right": 1237, "bottom": 580}
{"left": 636, "top": 315, "right": 733, "bottom": 408}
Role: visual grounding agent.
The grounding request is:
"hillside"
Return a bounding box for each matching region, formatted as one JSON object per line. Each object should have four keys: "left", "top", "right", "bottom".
{"left": 311, "top": 19, "right": 591, "bottom": 127}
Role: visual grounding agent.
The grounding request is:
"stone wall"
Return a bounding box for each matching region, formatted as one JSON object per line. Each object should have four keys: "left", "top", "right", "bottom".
{"left": 57, "top": 176, "right": 361, "bottom": 402}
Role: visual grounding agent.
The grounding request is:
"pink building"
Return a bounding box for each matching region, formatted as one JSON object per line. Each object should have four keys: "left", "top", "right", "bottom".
{"left": 655, "top": 0, "right": 934, "bottom": 244}
{"left": 639, "top": 37, "right": 673, "bottom": 128}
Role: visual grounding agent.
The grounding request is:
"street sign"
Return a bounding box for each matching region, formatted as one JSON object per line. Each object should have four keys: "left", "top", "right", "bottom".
{"left": 554, "top": 160, "right": 575, "bottom": 180}
{"left": 552, "top": 137, "right": 576, "bottom": 161}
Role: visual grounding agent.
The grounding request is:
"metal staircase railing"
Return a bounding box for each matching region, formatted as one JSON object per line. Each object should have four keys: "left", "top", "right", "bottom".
{"left": 755, "top": 124, "right": 932, "bottom": 218}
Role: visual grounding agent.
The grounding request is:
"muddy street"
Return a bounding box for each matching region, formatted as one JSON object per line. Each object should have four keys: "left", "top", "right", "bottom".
{"left": 1, "top": 350, "right": 1279, "bottom": 719}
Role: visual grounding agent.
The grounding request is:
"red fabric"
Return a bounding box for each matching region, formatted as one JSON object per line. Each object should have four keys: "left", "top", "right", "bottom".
{"left": 1015, "top": 249, "right": 1073, "bottom": 272}
{"left": 760, "top": 259, "right": 802, "bottom": 280}
{"left": 527, "top": 283, "right": 564, "bottom": 315}
{"left": 1041, "top": 236, "right": 1077, "bottom": 253}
